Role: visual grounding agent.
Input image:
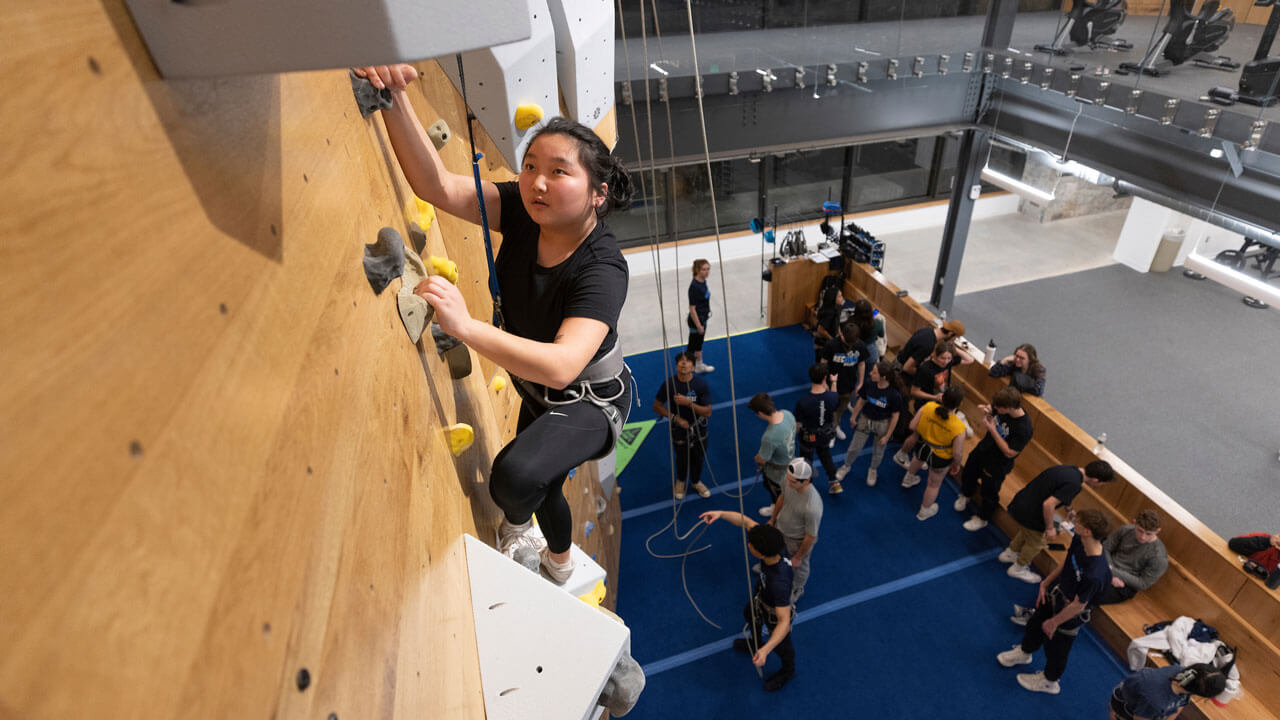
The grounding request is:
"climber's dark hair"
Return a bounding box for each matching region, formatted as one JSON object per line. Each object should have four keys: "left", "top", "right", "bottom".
{"left": 527, "top": 117, "right": 633, "bottom": 218}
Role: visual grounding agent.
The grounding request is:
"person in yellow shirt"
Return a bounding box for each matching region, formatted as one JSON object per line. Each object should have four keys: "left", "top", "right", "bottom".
{"left": 901, "top": 386, "right": 966, "bottom": 521}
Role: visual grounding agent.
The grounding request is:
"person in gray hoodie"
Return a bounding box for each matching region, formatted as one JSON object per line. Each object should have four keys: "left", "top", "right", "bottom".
{"left": 1098, "top": 509, "right": 1169, "bottom": 605}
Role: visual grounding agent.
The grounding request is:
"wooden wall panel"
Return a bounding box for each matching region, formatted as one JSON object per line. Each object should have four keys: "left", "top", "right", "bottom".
{"left": 0, "top": 2, "right": 620, "bottom": 718}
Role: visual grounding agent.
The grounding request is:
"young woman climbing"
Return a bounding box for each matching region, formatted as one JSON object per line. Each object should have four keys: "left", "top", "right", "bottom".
{"left": 356, "top": 64, "right": 634, "bottom": 583}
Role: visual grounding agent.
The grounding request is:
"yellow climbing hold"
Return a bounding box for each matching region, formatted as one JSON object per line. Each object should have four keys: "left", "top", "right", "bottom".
{"left": 578, "top": 579, "right": 607, "bottom": 608}
{"left": 429, "top": 256, "right": 458, "bottom": 285}
{"left": 446, "top": 423, "right": 475, "bottom": 456}
{"left": 514, "top": 103, "right": 544, "bottom": 131}
{"left": 413, "top": 197, "right": 436, "bottom": 231}
{"left": 489, "top": 375, "right": 507, "bottom": 392}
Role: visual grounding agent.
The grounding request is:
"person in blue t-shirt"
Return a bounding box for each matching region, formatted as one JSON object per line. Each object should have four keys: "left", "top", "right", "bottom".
{"left": 820, "top": 320, "right": 869, "bottom": 439}
{"left": 835, "top": 359, "right": 905, "bottom": 489}
{"left": 794, "top": 363, "right": 840, "bottom": 492}
{"left": 653, "top": 352, "right": 712, "bottom": 499}
{"left": 698, "top": 513, "right": 796, "bottom": 692}
{"left": 686, "top": 259, "right": 715, "bottom": 373}
{"left": 1110, "top": 663, "right": 1227, "bottom": 720}
{"left": 998, "top": 508, "right": 1113, "bottom": 695}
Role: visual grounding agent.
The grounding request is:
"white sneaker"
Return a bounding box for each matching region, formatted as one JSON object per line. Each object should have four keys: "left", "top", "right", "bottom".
{"left": 674, "top": 481, "right": 686, "bottom": 500}
{"left": 1010, "top": 604, "right": 1033, "bottom": 626}
{"left": 997, "top": 645, "right": 1033, "bottom": 667}
{"left": 692, "top": 482, "right": 711, "bottom": 498}
{"left": 866, "top": 469, "right": 878, "bottom": 487}
{"left": 997, "top": 548, "right": 1018, "bottom": 564}
{"left": 1008, "top": 563, "right": 1042, "bottom": 584}
{"left": 953, "top": 496, "right": 968, "bottom": 512}
{"left": 694, "top": 362, "right": 715, "bottom": 373}
{"left": 834, "top": 465, "right": 849, "bottom": 482}
{"left": 540, "top": 546, "right": 575, "bottom": 584}
{"left": 759, "top": 505, "right": 774, "bottom": 518}
{"left": 835, "top": 427, "right": 847, "bottom": 441}
{"left": 963, "top": 516, "right": 989, "bottom": 532}
{"left": 498, "top": 519, "right": 547, "bottom": 573}
{"left": 1016, "top": 671, "right": 1060, "bottom": 695}
{"left": 893, "top": 450, "right": 911, "bottom": 468}
{"left": 900, "top": 473, "right": 921, "bottom": 489}
{"left": 916, "top": 503, "right": 939, "bottom": 521}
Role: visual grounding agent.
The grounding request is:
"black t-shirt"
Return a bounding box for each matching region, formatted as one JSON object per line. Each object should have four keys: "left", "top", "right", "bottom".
{"left": 821, "top": 337, "right": 868, "bottom": 395}
{"left": 913, "top": 358, "right": 957, "bottom": 397}
{"left": 857, "top": 381, "right": 903, "bottom": 422}
{"left": 896, "top": 327, "right": 938, "bottom": 369}
{"left": 1008, "top": 465, "right": 1084, "bottom": 531}
{"left": 795, "top": 390, "right": 840, "bottom": 443}
{"left": 656, "top": 374, "right": 711, "bottom": 436}
{"left": 756, "top": 554, "right": 794, "bottom": 611}
{"left": 688, "top": 279, "right": 710, "bottom": 324}
{"left": 1055, "top": 534, "right": 1110, "bottom": 608}
{"left": 974, "top": 411, "right": 1034, "bottom": 473}
{"left": 495, "top": 182, "right": 628, "bottom": 365}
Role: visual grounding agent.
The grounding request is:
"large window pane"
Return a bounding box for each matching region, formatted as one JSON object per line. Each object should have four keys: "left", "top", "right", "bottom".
{"left": 669, "top": 158, "right": 761, "bottom": 239}
{"left": 611, "top": 170, "right": 668, "bottom": 247}
{"left": 847, "top": 138, "right": 935, "bottom": 209}
{"left": 766, "top": 147, "right": 845, "bottom": 225}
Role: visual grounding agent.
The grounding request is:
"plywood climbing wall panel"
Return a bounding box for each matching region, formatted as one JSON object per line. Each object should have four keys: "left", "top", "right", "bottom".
{"left": 0, "top": 2, "right": 621, "bottom": 718}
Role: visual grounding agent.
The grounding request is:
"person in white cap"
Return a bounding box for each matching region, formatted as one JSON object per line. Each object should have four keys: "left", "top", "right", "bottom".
{"left": 768, "top": 458, "right": 824, "bottom": 604}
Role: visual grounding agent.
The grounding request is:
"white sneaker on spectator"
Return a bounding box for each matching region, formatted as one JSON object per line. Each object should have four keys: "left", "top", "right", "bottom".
{"left": 759, "top": 505, "right": 774, "bottom": 517}
{"left": 893, "top": 450, "right": 911, "bottom": 468}
{"left": 692, "top": 482, "right": 711, "bottom": 498}
{"left": 1007, "top": 563, "right": 1042, "bottom": 584}
{"left": 834, "top": 465, "right": 850, "bottom": 482}
{"left": 1016, "top": 672, "right": 1060, "bottom": 695}
{"left": 835, "top": 427, "right": 847, "bottom": 441}
{"left": 674, "top": 481, "right": 686, "bottom": 500}
{"left": 997, "top": 547, "right": 1018, "bottom": 564}
{"left": 916, "top": 503, "right": 939, "bottom": 521}
{"left": 1010, "top": 604, "right": 1033, "bottom": 626}
{"left": 900, "top": 473, "right": 921, "bottom": 489}
{"left": 953, "top": 495, "right": 969, "bottom": 512}
{"left": 963, "top": 516, "right": 989, "bottom": 532}
{"left": 866, "top": 469, "right": 878, "bottom": 487}
{"left": 997, "top": 646, "right": 1033, "bottom": 667}
{"left": 694, "top": 362, "right": 715, "bottom": 373}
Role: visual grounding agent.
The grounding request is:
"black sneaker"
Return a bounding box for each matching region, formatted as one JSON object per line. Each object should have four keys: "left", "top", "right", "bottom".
{"left": 763, "top": 670, "right": 794, "bottom": 691}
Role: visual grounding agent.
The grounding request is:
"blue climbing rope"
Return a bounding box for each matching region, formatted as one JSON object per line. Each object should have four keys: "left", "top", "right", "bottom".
{"left": 455, "top": 54, "right": 504, "bottom": 329}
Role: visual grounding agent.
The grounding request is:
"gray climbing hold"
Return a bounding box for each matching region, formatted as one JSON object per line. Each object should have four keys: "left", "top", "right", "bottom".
{"left": 397, "top": 245, "right": 433, "bottom": 342}
{"left": 349, "top": 70, "right": 394, "bottom": 118}
{"left": 406, "top": 220, "right": 428, "bottom": 255}
{"left": 363, "top": 227, "right": 405, "bottom": 295}
{"left": 432, "top": 323, "right": 472, "bottom": 380}
{"left": 597, "top": 651, "right": 646, "bottom": 717}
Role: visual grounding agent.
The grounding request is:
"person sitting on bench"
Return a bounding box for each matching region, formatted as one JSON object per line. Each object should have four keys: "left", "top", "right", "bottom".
{"left": 1227, "top": 530, "right": 1280, "bottom": 589}
{"left": 1098, "top": 510, "right": 1169, "bottom": 604}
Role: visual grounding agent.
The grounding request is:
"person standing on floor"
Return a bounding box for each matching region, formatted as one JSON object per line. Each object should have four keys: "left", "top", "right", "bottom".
{"left": 751, "top": 392, "right": 796, "bottom": 517}
{"left": 766, "top": 458, "right": 824, "bottom": 604}
{"left": 990, "top": 343, "right": 1047, "bottom": 397}
{"left": 686, "top": 259, "right": 715, "bottom": 373}
{"left": 896, "top": 319, "right": 969, "bottom": 375}
{"left": 1109, "top": 663, "right": 1228, "bottom": 720}
{"left": 698, "top": 512, "right": 796, "bottom": 691}
{"left": 999, "top": 461, "right": 1116, "bottom": 583}
{"left": 653, "top": 352, "right": 712, "bottom": 500}
{"left": 357, "top": 65, "right": 633, "bottom": 585}
{"left": 900, "top": 387, "right": 967, "bottom": 521}
{"left": 893, "top": 340, "right": 972, "bottom": 461}
{"left": 794, "top": 363, "right": 841, "bottom": 492}
{"left": 848, "top": 299, "right": 886, "bottom": 365}
{"left": 998, "top": 508, "right": 1113, "bottom": 695}
{"left": 835, "top": 359, "right": 905, "bottom": 489}
{"left": 957, "top": 386, "right": 1034, "bottom": 531}
{"left": 821, "top": 319, "right": 870, "bottom": 440}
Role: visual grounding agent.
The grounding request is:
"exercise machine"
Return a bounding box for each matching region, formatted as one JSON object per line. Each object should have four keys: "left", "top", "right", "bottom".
{"left": 1035, "top": 0, "right": 1134, "bottom": 56}
{"left": 1233, "top": 0, "right": 1280, "bottom": 104}
{"left": 1117, "top": 0, "right": 1237, "bottom": 77}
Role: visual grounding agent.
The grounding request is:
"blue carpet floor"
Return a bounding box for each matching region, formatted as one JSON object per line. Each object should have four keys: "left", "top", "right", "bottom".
{"left": 617, "top": 327, "right": 1127, "bottom": 719}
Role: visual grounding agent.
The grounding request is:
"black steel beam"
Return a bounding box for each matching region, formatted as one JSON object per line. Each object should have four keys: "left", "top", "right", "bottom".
{"left": 932, "top": 128, "right": 988, "bottom": 312}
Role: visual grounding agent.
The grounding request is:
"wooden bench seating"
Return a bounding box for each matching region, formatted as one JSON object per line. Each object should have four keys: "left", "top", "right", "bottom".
{"left": 822, "top": 261, "right": 1280, "bottom": 720}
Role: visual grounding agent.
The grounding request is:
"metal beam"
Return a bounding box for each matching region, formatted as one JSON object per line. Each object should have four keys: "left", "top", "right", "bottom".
{"left": 931, "top": 129, "right": 988, "bottom": 312}
{"left": 981, "top": 0, "right": 1018, "bottom": 50}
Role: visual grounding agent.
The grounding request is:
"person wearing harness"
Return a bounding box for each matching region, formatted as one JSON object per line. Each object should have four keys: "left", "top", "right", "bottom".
{"left": 794, "top": 362, "right": 840, "bottom": 492}
{"left": 357, "top": 65, "right": 633, "bottom": 584}
{"left": 998, "top": 509, "right": 1113, "bottom": 696}
{"left": 957, "top": 386, "right": 1033, "bottom": 532}
{"left": 820, "top": 319, "right": 869, "bottom": 441}
{"left": 835, "top": 358, "right": 905, "bottom": 489}
{"left": 686, "top": 259, "right": 714, "bottom": 373}
{"left": 653, "top": 352, "right": 711, "bottom": 499}
{"left": 697, "top": 513, "right": 796, "bottom": 692}
{"left": 900, "top": 387, "right": 966, "bottom": 521}
{"left": 1109, "top": 663, "right": 1228, "bottom": 720}
{"left": 750, "top": 392, "right": 796, "bottom": 517}
{"left": 893, "top": 340, "right": 970, "bottom": 463}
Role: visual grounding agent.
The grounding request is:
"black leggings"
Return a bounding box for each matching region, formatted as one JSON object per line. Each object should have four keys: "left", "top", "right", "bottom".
{"left": 673, "top": 433, "right": 707, "bottom": 487}
{"left": 490, "top": 389, "right": 628, "bottom": 554}
{"left": 1019, "top": 587, "right": 1086, "bottom": 682}
{"left": 744, "top": 600, "right": 795, "bottom": 674}
{"left": 798, "top": 440, "right": 837, "bottom": 482}
{"left": 960, "top": 452, "right": 1009, "bottom": 521}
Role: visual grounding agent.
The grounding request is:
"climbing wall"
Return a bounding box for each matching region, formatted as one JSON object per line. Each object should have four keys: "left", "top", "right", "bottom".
{"left": 0, "top": 2, "right": 621, "bottom": 718}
